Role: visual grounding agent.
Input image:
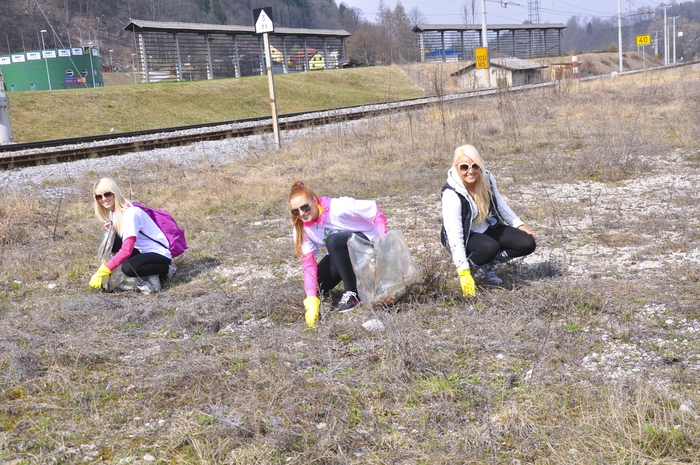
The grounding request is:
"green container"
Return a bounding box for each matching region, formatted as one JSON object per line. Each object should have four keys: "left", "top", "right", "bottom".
{"left": 0, "top": 47, "right": 103, "bottom": 92}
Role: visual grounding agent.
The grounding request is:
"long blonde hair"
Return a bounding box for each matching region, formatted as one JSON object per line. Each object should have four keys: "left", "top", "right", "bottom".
{"left": 93, "top": 178, "right": 132, "bottom": 236}
{"left": 453, "top": 145, "right": 492, "bottom": 225}
{"left": 289, "top": 182, "right": 319, "bottom": 256}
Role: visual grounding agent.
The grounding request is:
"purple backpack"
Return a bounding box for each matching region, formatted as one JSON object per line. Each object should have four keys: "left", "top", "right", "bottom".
{"left": 132, "top": 202, "right": 187, "bottom": 257}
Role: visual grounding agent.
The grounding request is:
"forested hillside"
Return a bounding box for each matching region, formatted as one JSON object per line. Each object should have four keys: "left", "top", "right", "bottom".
{"left": 0, "top": 0, "right": 360, "bottom": 62}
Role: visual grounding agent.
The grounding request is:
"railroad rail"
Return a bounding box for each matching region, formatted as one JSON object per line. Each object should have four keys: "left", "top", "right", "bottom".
{"left": 1, "top": 60, "right": 696, "bottom": 170}
{"left": 0, "top": 87, "right": 510, "bottom": 170}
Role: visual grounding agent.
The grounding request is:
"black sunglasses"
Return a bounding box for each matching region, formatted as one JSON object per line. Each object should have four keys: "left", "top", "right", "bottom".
{"left": 458, "top": 162, "right": 480, "bottom": 172}
{"left": 95, "top": 191, "right": 114, "bottom": 201}
{"left": 291, "top": 204, "right": 312, "bottom": 216}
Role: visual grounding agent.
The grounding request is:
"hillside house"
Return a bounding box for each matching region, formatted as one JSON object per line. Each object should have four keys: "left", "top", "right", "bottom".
{"left": 290, "top": 47, "right": 325, "bottom": 70}
{"left": 269, "top": 45, "right": 284, "bottom": 63}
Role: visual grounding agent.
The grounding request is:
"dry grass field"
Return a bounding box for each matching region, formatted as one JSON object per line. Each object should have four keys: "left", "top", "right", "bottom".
{"left": 1, "top": 64, "right": 700, "bottom": 464}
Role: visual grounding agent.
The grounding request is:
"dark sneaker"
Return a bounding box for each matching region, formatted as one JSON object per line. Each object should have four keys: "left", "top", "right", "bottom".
{"left": 492, "top": 250, "right": 512, "bottom": 265}
{"left": 469, "top": 259, "right": 503, "bottom": 285}
{"left": 480, "top": 263, "right": 503, "bottom": 285}
{"left": 335, "top": 291, "right": 361, "bottom": 313}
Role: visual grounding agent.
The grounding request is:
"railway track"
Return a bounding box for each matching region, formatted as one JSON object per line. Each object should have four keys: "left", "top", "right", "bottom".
{"left": 1, "top": 60, "right": 695, "bottom": 170}
{"left": 0, "top": 89, "right": 503, "bottom": 170}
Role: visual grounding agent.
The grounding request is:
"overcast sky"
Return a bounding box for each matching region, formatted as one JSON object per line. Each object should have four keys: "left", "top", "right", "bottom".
{"left": 340, "top": 0, "right": 661, "bottom": 25}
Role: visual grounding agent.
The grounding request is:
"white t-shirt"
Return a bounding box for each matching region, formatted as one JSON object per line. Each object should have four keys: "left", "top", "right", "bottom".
{"left": 298, "top": 196, "right": 382, "bottom": 256}
{"left": 117, "top": 206, "right": 172, "bottom": 258}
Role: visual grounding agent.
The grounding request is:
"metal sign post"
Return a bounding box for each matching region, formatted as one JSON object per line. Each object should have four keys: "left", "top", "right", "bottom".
{"left": 254, "top": 7, "right": 280, "bottom": 149}
{"left": 636, "top": 34, "right": 651, "bottom": 70}
{"left": 475, "top": 47, "right": 490, "bottom": 88}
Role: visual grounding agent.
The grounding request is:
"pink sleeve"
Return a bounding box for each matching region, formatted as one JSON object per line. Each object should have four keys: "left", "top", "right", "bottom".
{"left": 301, "top": 252, "right": 318, "bottom": 297}
{"left": 106, "top": 236, "right": 136, "bottom": 270}
{"left": 373, "top": 205, "right": 388, "bottom": 236}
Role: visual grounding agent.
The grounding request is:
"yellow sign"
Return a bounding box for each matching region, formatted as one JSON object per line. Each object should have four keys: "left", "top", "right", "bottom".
{"left": 635, "top": 34, "right": 651, "bottom": 46}
{"left": 475, "top": 47, "right": 489, "bottom": 69}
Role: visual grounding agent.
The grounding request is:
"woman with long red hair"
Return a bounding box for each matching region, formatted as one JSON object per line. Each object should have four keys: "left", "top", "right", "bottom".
{"left": 289, "top": 182, "right": 388, "bottom": 328}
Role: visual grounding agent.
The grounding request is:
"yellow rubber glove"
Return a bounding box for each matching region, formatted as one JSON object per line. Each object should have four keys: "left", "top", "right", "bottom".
{"left": 303, "top": 296, "right": 321, "bottom": 329}
{"left": 457, "top": 268, "right": 476, "bottom": 297}
{"left": 89, "top": 263, "right": 112, "bottom": 289}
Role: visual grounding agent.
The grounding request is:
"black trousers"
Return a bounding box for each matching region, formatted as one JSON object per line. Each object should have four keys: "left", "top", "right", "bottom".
{"left": 317, "top": 232, "right": 367, "bottom": 295}
{"left": 112, "top": 235, "right": 171, "bottom": 278}
{"left": 466, "top": 224, "right": 536, "bottom": 267}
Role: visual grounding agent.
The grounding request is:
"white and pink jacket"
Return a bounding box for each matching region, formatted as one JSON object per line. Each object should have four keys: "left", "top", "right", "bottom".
{"left": 295, "top": 196, "right": 387, "bottom": 297}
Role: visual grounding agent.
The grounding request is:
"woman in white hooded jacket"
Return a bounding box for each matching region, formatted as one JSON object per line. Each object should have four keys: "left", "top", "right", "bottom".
{"left": 441, "top": 145, "right": 536, "bottom": 296}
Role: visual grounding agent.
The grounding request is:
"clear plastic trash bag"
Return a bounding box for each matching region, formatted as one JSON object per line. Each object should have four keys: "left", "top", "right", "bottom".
{"left": 97, "top": 225, "right": 142, "bottom": 292}
{"left": 347, "top": 230, "right": 421, "bottom": 307}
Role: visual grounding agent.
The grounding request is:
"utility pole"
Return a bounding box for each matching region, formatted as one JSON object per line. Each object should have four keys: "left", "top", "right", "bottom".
{"left": 480, "top": 0, "right": 491, "bottom": 88}
{"left": 617, "top": 0, "right": 623, "bottom": 72}
{"left": 654, "top": 30, "right": 660, "bottom": 58}
{"left": 660, "top": 4, "right": 671, "bottom": 65}
{"left": 40, "top": 29, "right": 52, "bottom": 91}
{"left": 671, "top": 16, "right": 679, "bottom": 63}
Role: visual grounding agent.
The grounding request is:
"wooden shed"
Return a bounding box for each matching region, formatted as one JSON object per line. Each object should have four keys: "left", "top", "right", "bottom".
{"left": 124, "top": 19, "right": 350, "bottom": 83}
{"left": 451, "top": 57, "right": 548, "bottom": 89}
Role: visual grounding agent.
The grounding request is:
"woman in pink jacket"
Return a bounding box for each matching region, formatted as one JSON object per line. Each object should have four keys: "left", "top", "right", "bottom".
{"left": 289, "top": 182, "right": 388, "bottom": 328}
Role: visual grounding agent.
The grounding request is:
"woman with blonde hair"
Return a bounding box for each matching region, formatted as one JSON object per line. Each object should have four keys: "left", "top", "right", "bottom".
{"left": 89, "top": 178, "right": 175, "bottom": 291}
{"left": 441, "top": 145, "right": 535, "bottom": 296}
{"left": 289, "top": 182, "right": 388, "bottom": 328}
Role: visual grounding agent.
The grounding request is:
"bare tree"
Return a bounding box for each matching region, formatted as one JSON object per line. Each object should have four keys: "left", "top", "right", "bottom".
{"left": 346, "top": 22, "right": 383, "bottom": 66}
{"left": 461, "top": 0, "right": 477, "bottom": 59}
{"left": 408, "top": 7, "right": 425, "bottom": 28}
{"left": 461, "top": 0, "right": 476, "bottom": 25}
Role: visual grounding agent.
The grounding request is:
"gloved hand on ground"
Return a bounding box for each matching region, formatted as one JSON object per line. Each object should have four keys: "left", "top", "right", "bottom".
{"left": 89, "top": 263, "right": 111, "bottom": 289}
{"left": 303, "top": 296, "right": 321, "bottom": 329}
{"left": 457, "top": 268, "right": 476, "bottom": 297}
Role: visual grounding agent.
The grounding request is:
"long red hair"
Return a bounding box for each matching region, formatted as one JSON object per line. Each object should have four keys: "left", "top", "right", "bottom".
{"left": 289, "top": 182, "right": 319, "bottom": 256}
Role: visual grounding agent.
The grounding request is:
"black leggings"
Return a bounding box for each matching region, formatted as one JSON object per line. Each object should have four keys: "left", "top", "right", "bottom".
{"left": 112, "top": 235, "right": 171, "bottom": 278}
{"left": 317, "top": 232, "right": 367, "bottom": 294}
{"left": 467, "top": 224, "right": 536, "bottom": 266}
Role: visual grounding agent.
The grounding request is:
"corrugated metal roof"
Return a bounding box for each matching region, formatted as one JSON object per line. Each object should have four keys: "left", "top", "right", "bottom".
{"left": 413, "top": 23, "right": 565, "bottom": 32}
{"left": 492, "top": 57, "right": 548, "bottom": 70}
{"left": 125, "top": 19, "right": 351, "bottom": 37}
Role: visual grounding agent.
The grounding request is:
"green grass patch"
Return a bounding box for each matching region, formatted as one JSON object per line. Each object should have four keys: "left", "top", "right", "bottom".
{"left": 7, "top": 66, "right": 425, "bottom": 142}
